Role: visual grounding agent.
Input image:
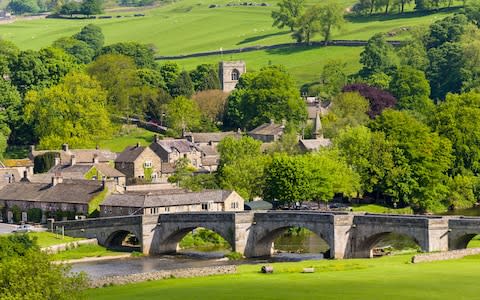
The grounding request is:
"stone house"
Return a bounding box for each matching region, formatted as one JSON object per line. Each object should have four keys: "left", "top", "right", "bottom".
{"left": 298, "top": 111, "right": 332, "bottom": 152}
{"left": 100, "top": 189, "right": 244, "bottom": 217}
{"left": 183, "top": 131, "right": 241, "bottom": 147}
{"left": 150, "top": 138, "right": 202, "bottom": 168}
{"left": 248, "top": 121, "right": 285, "bottom": 143}
{"left": 48, "top": 160, "right": 126, "bottom": 187}
{"left": 29, "top": 144, "right": 117, "bottom": 166}
{"left": 2, "top": 159, "right": 34, "bottom": 177}
{"left": 115, "top": 143, "right": 162, "bottom": 185}
{"left": 0, "top": 176, "right": 105, "bottom": 223}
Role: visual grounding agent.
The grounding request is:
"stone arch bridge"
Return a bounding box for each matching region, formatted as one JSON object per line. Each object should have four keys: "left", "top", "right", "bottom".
{"left": 51, "top": 212, "right": 480, "bottom": 258}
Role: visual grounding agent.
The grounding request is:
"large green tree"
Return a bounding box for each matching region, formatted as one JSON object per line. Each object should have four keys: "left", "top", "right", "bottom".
{"left": 223, "top": 65, "right": 307, "bottom": 130}
{"left": 24, "top": 72, "right": 112, "bottom": 149}
{"left": 73, "top": 24, "right": 104, "bottom": 55}
{"left": 271, "top": 0, "right": 304, "bottom": 32}
{"left": 389, "top": 66, "right": 434, "bottom": 113}
{"left": 359, "top": 33, "right": 396, "bottom": 78}
{"left": 318, "top": 2, "right": 344, "bottom": 43}
{"left": 164, "top": 96, "right": 201, "bottom": 135}
{"left": 100, "top": 42, "right": 156, "bottom": 68}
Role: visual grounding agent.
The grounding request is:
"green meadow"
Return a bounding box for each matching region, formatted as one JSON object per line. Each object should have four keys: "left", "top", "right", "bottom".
{"left": 86, "top": 254, "right": 480, "bottom": 300}
{"left": 2, "top": 0, "right": 456, "bottom": 55}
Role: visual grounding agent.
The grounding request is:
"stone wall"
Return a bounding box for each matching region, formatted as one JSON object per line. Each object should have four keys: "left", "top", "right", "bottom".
{"left": 411, "top": 248, "right": 480, "bottom": 263}
{"left": 41, "top": 238, "right": 98, "bottom": 254}
{"left": 89, "top": 265, "right": 237, "bottom": 288}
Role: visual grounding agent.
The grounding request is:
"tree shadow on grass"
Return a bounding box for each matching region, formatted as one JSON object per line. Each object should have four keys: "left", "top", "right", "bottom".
{"left": 345, "top": 5, "right": 461, "bottom": 24}
{"left": 237, "top": 30, "right": 290, "bottom": 45}
{"left": 265, "top": 44, "right": 322, "bottom": 56}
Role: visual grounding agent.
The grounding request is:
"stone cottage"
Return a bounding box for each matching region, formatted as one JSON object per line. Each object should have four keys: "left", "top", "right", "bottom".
{"left": 248, "top": 121, "right": 285, "bottom": 143}
{"left": 150, "top": 138, "right": 202, "bottom": 168}
{"left": 100, "top": 189, "right": 244, "bottom": 217}
{"left": 115, "top": 143, "right": 162, "bottom": 184}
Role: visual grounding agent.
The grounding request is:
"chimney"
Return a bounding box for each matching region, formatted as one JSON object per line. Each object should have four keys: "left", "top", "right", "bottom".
{"left": 62, "top": 143, "right": 69, "bottom": 152}
{"left": 101, "top": 177, "right": 106, "bottom": 190}
{"left": 93, "top": 154, "right": 99, "bottom": 164}
{"left": 70, "top": 155, "right": 76, "bottom": 166}
{"left": 29, "top": 145, "right": 35, "bottom": 153}
{"left": 51, "top": 173, "right": 63, "bottom": 186}
{"left": 154, "top": 134, "right": 159, "bottom": 143}
{"left": 281, "top": 119, "right": 286, "bottom": 128}
{"left": 23, "top": 171, "right": 28, "bottom": 181}
{"left": 54, "top": 155, "right": 60, "bottom": 166}
{"left": 270, "top": 119, "right": 275, "bottom": 125}
{"left": 136, "top": 142, "right": 140, "bottom": 148}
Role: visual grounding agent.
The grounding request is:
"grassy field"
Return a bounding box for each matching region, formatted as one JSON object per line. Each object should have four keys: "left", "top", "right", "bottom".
{"left": 351, "top": 203, "right": 414, "bottom": 214}
{"left": 86, "top": 254, "right": 480, "bottom": 300}
{"left": 50, "top": 244, "right": 127, "bottom": 260}
{"left": 1, "top": 0, "right": 457, "bottom": 55}
{"left": 26, "top": 232, "right": 84, "bottom": 247}
{"left": 97, "top": 125, "right": 157, "bottom": 152}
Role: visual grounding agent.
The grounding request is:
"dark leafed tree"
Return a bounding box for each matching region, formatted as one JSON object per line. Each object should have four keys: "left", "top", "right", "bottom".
{"left": 342, "top": 83, "right": 397, "bottom": 118}
{"left": 271, "top": 0, "right": 304, "bottom": 32}
{"left": 73, "top": 24, "right": 105, "bottom": 55}
{"left": 170, "top": 70, "right": 194, "bottom": 98}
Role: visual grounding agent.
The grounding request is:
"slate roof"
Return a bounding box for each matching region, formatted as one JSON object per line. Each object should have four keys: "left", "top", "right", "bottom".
{"left": 244, "top": 200, "right": 273, "bottom": 210}
{"left": 0, "top": 181, "right": 104, "bottom": 204}
{"left": 94, "top": 163, "right": 126, "bottom": 177}
{"left": 31, "top": 149, "right": 116, "bottom": 164}
{"left": 154, "top": 139, "right": 197, "bottom": 154}
{"left": 184, "top": 132, "right": 239, "bottom": 144}
{"left": 102, "top": 190, "right": 237, "bottom": 208}
{"left": 198, "top": 145, "right": 218, "bottom": 157}
{"left": 248, "top": 123, "right": 284, "bottom": 137}
{"left": 115, "top": 145, "right": 146, "bottom": 163}
{"left": 299, "top": 138, "right": 332, "bottom": 151}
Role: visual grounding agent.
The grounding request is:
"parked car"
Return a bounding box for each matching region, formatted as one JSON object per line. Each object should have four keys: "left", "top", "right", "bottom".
{"left": 12, "top": 224, "right": 35, "bottom": 233}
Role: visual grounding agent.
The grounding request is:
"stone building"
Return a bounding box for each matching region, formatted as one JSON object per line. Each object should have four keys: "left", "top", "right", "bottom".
{"left": 299, "top": 111, "right": 332, "bottom": 152}
{"left": 100, "top": 189, "right": 244, "bottom": 217}
{"left": 0, "top": 176, "right": 105, "bottom": 223}
{"left": 29, "top": 144, "right": 117, "bottom": 165}
{"left": 115, "top": 143, "right": 162, "bottom": 184}
{"left": 219, "top": 61, "right": 246, "bottom": 92}
{"left": 248, "top": 121, "right": 285, "bottom": 143}
{"left": 150, "top": 139, "right": 202, "bottom": 168}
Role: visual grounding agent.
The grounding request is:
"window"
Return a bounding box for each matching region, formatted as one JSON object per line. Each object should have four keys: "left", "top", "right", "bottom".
{"left": 144, "top": 161, "right": 152, "bottom": 168}
{"left": 231, "top": 69, "right": 240, "bottom": 81}
{"left": 231, "top": 202, "right": 239, "bottom": 209}
{"left": 165, "top": 207, "right": 170, "bottom": 212}
{"left": 201, "top": 203, "right": 208, "bottom": 210}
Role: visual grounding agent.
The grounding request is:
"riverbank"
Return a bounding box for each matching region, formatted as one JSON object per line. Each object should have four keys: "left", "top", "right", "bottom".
{"left": 86, "top": 254, "right": 480, "bottom": 300}
{"left": 53, "top": 254, "right": 131, "bottom": 265}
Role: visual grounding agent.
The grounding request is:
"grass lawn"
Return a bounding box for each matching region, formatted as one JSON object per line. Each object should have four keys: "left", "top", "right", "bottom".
{"left": 351, "top": 204, "right": 414, "bottom": 214}
{"left": 86, "top": 254, "right": 480, "bottom": 300}
{"left": 97, "top": 125, "right": 157, "bottom": 152}
{"left": 170, "top": 46, "right": 362, "bottom": 85}
{"left": 1, "top": 0, "right": 458, "bottom": 55}
{"left": 26, "top": 232, "right": 84, "bottom": 248}
{"left": 50, "top": 244, "right": 127, "bottom": 260}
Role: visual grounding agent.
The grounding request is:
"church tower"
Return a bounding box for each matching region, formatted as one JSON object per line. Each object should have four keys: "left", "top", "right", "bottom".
{"left": 219, "top": 61, "right": 246, "bottom": 92}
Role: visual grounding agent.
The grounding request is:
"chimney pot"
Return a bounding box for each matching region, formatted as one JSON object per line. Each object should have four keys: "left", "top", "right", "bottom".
{"left": 70, "top": 154, "right": 76, "bottom": 166}
{"left": 154, "top": 134, "right": 159, "bottom": 143}
{"left": 93, "top": 154, "right": 99, "bottom": 164}
{"left": 29, "top": 145, "right": 35, "bottom": 153}
{"left": 62, "top": 143, "right": 69, "bottom": 152}
{"left": 136, "top": 142, "right": 140, "bottom": 148}
{"left": 51, "top": 174, "right": 63, "bottom": 186}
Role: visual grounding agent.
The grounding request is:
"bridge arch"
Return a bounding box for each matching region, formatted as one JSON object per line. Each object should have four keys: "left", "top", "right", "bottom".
{"left": 159, "top": 226, "right": 233, "bottom": 254}
{"left": 104, "top": 229, "right": 141, "bottom": 251}
{"left": 449, "top": 233, "right": 480, "bottom": 250}
{"left": 355, "top": 231, "right": 421, "bottom": 258}
{"left": 254, "top": 225, "right": 331, "bottom": 258}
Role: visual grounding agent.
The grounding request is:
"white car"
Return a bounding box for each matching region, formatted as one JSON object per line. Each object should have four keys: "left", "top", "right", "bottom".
{"left": 12, "top": 224, "right": 35, "bottom": 233}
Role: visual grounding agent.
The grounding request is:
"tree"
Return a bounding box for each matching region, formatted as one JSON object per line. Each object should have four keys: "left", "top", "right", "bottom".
{"left": 159, "top": 61, "right": 180, "bottom": 94}
{"left": 7, "top": 0, "right": 39, "bottom": 14}
{"left": 164, "top": 96, "right": 201, "bottom": 135}
{"left": 217, "top": 136, "right": 268, "bottom": 200}
{"left": 322, "top": 92, "right": 370, "bottom": 137}
{"left": 170, "top": 70, "right": 194, "bottom": 98}
{"left": 223, "top": 65, "right": 307, "bottom": 130}
{"left": 427, "top": 42, "right": 465, "bottom": 100}
{"left": 425, "top": 14, "right": 467, "bottom": 50}
{"left": 319, "top": 59, "right": 348, "bottom": 99}
{"left": 24, "top": 72, "right": 112, "bottom": 149}
{"left": 271, "top": 0, "right": 304, "bottom": 32}
{"left": 460, "top": 24, "right": 480, "bottom": 92}
{"left": 431, "top": 92, "right": 480, "bottom": 175}
{"left": 8, "top": 50, "right": 49, "bottom": 94}
{"left": 73, "top": 24, "right": 104, "bottom": 55}
{"left": 397, "top": 39, "right": 429, "bottom": 72}
{"left": 389, "top": 66, "right": 434, "bottom": 113}
{"left": 359, "top": 33, "right": 396, "bottom": 78}
{"left": 292, "top": 5, "right": 321, "bottom": 44}
{"left": 136, "top": 68, "right": 166, "bottom": 89}
{"left": 370, "top": 110, "right": 453, "bottom": 212}
{"left": 80, "top": 0, "right": 103, "bottom": 16}
{"left": 100, "top": 41, "right": 156, "bottom": 68}
{"left": 0, "top": 235, "right": 87, "bottom": 299}
{"left": 0, "top": 79, "right": 22, "bottom": 147}
{"left": 189, "top": 64, "right": 220, "bottom": 91}
{"left": 318, "top": 2, "right": 344, "bottom": 43}
{"left": 58, "top": 1, "right": 80, "bottom": 16}
{"left": 53, "top": 37, "right": 95, "bottom": 64}
{"left": 342, "top": 83, "right": 397, "bottom": 118}
{"left": 192, "top": 90, "right": 228, "bottom": 123}
{"left": 0, "top": 39, "right": 19, "bottom": 77}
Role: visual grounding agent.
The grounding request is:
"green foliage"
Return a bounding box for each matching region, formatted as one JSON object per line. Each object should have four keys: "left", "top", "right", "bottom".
{"left": 179, "top": 174, "right": 219, "bottom": 192}
{"left": 389, "top": 66, "right": 434, "bottom": 113}
{"left": 271, "top": 0, "right": 304, "bottom": 32}
{"left": 79, "top": 0, "right": 104, "bottom": 16}
{"left": 51, "top": 244, "right": 125, "bottom": 260}
{"left": 189, "top": 64, "right": 220, "bottom": 92}
{"left": 53, "top": 37, "right": 95, "bottom": 64}
{"left": 292, "top": 5, "right": 322, "bottom": 44}
{"left": 0, "top": 235, "right": 88, "bottom": 300}
{"left": 11, "top": 205, "right": 21, "bottom": 223}
{"left": 359, "top": 33, "right": 396, "bottom": 78}
{"left": 33, "top": 152, "right": 57, "bottom": 173}
{"left": 7, "top": 0, "right": 39, "bottom": 14}
{"left": 73, "top": 24, "right": 104, "bottom": 55}
{"left": 101, "top": 42, "right": 156, "bottom": 68}
{"left": 226, "top": 251, "right": 244, "bottom": 260}
{"left": 164, "top": 96, "right": 201, "bottom": 136}
{"left": 170, "top": 70, "right": 194, "bottom": 98}
{"left": 319, "top": 60, "right": 348, "bottom": 99}
{"left": 445, "top": 174, "right": 478, "bottom": 209}
{"left": 179, "top": 228, "right": 230, "bottom": 250}
{"left": 24, "top": 71, "right": 113, "bottom": 149}
{"left": 27, "top": 208, "right": 42, "bottom": 223}
{"left": 224, "top": 65, "right": 307, "bottom": 131}
{"left": 317, "top": 2, "right": 345, "bottom": 43}
{"left": 159, "top": 61, "right": 180, "bottom": 94}
{"left": 88, "top": 187, "right": 108, "bottom": 216}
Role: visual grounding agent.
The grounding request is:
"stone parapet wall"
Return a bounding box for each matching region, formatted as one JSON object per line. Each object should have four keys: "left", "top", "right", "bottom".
{"left": 89, "top": 265, "right": 237, "bottom": 288}
{"left": 412, "top": 248, "right": 480, "bottom": 263}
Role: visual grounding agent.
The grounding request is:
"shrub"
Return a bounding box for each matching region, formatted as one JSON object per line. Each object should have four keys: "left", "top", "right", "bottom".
{"left": 226, "top": 251, "right": 243, "bottom": 260}
{"left": 27, "top": 208, "right": 42, "bottom": 223}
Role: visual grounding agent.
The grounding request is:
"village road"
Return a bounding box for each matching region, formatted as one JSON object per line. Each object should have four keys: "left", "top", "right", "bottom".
{"left": 0, "top": 223, "right": 17, "bottom": 234}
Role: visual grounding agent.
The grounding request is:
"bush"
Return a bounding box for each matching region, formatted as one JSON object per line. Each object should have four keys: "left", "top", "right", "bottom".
{"left": 27, "top": 208, "right": 42, "bottom": 223}
{"left": 33, "top": 152, "right": 57, "bottom": 174}
{"left": 226, "top": 251, "right": 243, "bottom": 260}
{"left": 11, "top": 205, "right": 22, "bottom": 223}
